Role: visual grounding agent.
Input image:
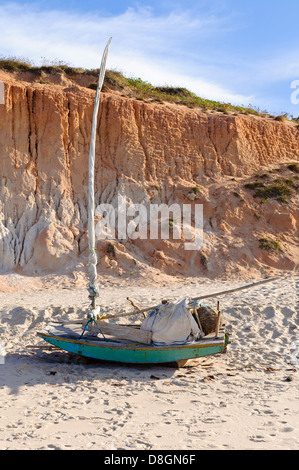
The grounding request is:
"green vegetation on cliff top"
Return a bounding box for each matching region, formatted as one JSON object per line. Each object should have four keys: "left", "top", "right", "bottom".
{"left": 1, "top": 56, "right": 298, "bottom": 121}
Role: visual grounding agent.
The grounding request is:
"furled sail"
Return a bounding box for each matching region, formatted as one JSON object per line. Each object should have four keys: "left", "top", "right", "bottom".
{"left": 88, "top": 38, "right": 112, "bottom": 308}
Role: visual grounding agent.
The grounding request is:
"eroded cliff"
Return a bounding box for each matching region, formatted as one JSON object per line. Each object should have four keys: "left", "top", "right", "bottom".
{"left": 0, "top": 70, "right": 298, "bottom": 285}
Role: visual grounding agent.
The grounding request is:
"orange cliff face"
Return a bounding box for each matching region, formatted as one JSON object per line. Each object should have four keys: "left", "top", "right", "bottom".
{"left": 0, "top": 71, "right": 298, "bottom": 280}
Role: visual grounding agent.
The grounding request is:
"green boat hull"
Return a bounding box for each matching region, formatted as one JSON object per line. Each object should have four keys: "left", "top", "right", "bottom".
{"left": 37, "top": 330, "right": 229, "bottom": 364}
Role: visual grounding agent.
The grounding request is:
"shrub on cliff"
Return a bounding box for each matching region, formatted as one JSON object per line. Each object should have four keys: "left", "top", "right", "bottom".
{"left": 0, "top": 56, "right": 32, "bottom": 71}
{"left": 259, "top": 238, "right": 282, "bottom": 252}
{"left": 288, "top": 163, "right": 299, "bottom": 173}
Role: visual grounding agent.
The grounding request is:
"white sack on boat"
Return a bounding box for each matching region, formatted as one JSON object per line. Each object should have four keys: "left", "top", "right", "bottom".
{"left": 141, "top": 299, "right": 200, "bottom": 345}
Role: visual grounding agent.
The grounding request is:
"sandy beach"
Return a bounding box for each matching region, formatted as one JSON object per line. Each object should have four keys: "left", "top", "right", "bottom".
{"left": 0, "top": 273, "right": 297, "bottom": 450}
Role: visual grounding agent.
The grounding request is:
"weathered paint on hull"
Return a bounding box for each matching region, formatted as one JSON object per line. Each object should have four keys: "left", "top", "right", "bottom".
{"left": 37, "top": 332, "right": 229, "bottom": 364}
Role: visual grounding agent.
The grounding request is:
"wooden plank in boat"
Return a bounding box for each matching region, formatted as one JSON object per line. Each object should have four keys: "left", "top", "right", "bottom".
{"left": 89, "top": 321, "right": 152, "bottom": 345}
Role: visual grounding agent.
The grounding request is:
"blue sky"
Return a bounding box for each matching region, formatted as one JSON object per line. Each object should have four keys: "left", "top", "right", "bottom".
{"left": 0, "top": 0, "right": 299, "bottom": 116}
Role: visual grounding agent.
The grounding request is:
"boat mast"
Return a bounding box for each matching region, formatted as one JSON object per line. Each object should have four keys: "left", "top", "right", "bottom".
{"left": 88, "top": 38, "right": 112, "bottom": 309}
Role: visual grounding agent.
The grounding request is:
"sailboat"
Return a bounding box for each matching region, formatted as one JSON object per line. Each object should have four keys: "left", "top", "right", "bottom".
{"left": 37, "top": 39, "right": 278, "bottom": 366}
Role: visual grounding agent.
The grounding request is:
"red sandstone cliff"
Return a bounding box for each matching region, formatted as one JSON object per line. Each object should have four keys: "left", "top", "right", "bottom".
{"left": 0, "top": 70, "right": 298, "bottom": 285}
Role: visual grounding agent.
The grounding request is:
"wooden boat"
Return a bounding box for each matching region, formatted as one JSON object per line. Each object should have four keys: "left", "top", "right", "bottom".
{"left": 37, "top": 275, "right": 278, "bottom": 366}
{"left": 37, "top": 323, "right": 229, "bottom": 366}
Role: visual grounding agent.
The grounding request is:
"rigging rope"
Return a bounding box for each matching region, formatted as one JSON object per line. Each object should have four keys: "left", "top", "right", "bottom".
{"left": 88, "top": 37, "right": 112, "bottom": 307}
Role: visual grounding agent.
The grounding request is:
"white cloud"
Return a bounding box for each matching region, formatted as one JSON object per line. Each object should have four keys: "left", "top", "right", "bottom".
{"left": 115, "top": 55, "right": 254, "bottom": 104}
{"left": 0, "top": 2, "right": 253, "bottom": 105}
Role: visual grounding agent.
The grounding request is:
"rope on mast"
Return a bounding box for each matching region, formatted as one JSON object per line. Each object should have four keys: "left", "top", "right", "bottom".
{"left": 88, "top": 38, "right": 112, "bottom": 309}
